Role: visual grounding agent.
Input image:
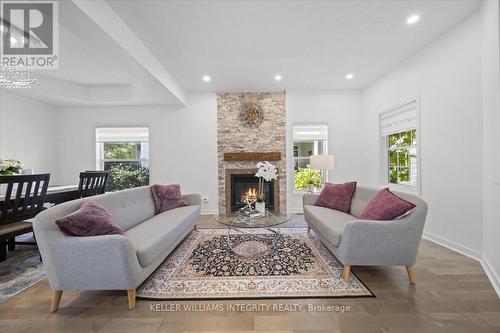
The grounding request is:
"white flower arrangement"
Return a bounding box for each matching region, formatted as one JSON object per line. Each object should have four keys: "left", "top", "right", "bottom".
{"left": 0, "top": 159, "right": 23, "bottom": 176}
{"left": 255, "top": 161, "right": 278, "bottom": 203}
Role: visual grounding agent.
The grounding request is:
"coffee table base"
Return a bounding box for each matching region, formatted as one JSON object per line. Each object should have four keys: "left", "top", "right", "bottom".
{"left": 226, "top": 227, "right": 281, "bottom": 258}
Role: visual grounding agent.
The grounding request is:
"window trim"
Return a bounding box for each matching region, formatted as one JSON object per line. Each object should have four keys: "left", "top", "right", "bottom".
{"left": 291, "top": 122, "right": 329, "bottom": 194}
{"left": 380, "top": 98, "right": 421, "bottom": 195}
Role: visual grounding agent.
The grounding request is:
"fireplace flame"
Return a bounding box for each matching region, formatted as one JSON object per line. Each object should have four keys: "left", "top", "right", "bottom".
{"left": 240, "top": 187, "right": 257, "bottom": 203}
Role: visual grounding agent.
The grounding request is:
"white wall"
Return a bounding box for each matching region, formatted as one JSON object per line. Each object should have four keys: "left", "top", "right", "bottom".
{"left": 0, "top": 90, "right": 60, "bottom": 183}
{"left": 481, "top": 0, "right": 500, "bottom": 295}
{"left": 360, "top": 13, "right": 484, "bottom": 255}
{"left": 56, "top": 93, "right": 218, "bottom": 213}
{"left": 286, "top": 91, "right": 362, "bottom": 212}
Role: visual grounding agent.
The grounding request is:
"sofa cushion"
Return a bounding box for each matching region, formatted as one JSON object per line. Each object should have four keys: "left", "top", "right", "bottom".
{"left": 304, "top": 205, "right": 357, "bottom": 246}
{"left": 360, "top": 187, "right": 416, "bottom": 221}
{"left": 55, "top": 201, "right": 123, "bottom": 237}
{"left": 314, "top": 182, "right": 357, "bottom": 213}
{"left": 90, "top": 186, "right": 156, "bottom": 231}
{"left": 150, "top": 184, "right": 188, "bottom": 214}
{"left": 125, "top": 205, "right": 199, "bottom": 267}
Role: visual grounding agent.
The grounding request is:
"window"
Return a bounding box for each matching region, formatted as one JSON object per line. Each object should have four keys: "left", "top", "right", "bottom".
{"left": 387, "top": 129, "right": 417, "bottom": 186}
{"left": 96, "top": 127, "right": 150, "bottom": 191}
{"left": 380, "top": 101, "right": 419, "bottom": 190}
{"left": 292, "top": 123, "right": 328, "bottom": 191}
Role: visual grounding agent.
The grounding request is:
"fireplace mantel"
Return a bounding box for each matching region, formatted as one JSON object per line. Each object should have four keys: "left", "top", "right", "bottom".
{"left": 223, "top": 152, "right": 281, "bottom": 162}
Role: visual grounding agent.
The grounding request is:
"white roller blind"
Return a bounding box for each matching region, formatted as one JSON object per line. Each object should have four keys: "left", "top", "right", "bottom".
{"left": 96, "top": 127, "right": 149, "bottom": 142}
{"left": 293, "top": 124, "right": 328, "bottom": 141}
{"left": 379, "top": 101, "right": 417, "bottom": 137}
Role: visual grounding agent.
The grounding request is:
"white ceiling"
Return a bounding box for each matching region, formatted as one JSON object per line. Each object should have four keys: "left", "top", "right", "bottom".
{"left": 41, "top": 26, "right": 132, "bottom": 86}
{"left": 3, "top": 0, "right": 482, "bottom": 106}
{"left": 108, "top": 0, "right": 481, "bottom": 91}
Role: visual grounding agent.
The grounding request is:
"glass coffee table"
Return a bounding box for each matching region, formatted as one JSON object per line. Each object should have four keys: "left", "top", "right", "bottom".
{"left": 215, "top": 211, "right": 291, "bottom": 258}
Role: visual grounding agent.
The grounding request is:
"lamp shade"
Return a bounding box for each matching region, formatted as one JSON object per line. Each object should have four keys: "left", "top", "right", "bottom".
{"left": 310, "top": 155, "right": 335, "bottom": 170}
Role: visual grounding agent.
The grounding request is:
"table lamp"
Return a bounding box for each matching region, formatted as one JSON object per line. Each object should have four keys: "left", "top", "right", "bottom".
{"left": 310, "top": 155, "right": 335, "bottom": 189}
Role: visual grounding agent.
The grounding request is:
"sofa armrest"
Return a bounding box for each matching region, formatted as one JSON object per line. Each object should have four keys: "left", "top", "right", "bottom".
{"left": 34, "top": 217, "right": 142, "bottom": 290}
{"left": 183, "top": 193, "right": 201, "bottom": 206}
{"left": 337, "top": 217, "right": 422, "bottom": 266}
{"left": 303, "top": 193, "right": 320, "bottom": 206}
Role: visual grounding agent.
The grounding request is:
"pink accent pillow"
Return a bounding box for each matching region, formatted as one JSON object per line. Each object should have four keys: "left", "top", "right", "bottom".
{"left": 55, "top": 201, "right": 123, "bottom": 236}
{"left": 150, "top": 184, "right": 188, "bottom": 214}
{"left": 360, "top": 188, "right": 416, "bottom": 220}
{"left": 314, "top": 182, "right": 357, "bottom": 213}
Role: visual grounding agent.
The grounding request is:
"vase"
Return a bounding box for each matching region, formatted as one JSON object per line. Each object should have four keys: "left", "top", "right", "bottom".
{"left": 255, "top": 202, "right": 266, "bottom": 214}
{"left": 307, "top": 184, "right": 315, "bottom": 193}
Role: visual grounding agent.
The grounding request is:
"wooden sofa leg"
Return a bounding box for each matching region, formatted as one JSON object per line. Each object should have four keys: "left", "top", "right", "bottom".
{"left": 50, "top": 290, "right": 63, "bottom": 313}
{"left": 193, "top": 224, "right": 197, "bottom": 231}
{"left": 343, "top": 265, "right": 350, "bottom": 282}
{"left": 127, "top": 289, "right": 136, "bottom": 310}
{"left": 307, "top": 226, "right": 311, "bottom": 234}
{"left": 406, "top": 266, "right": 416, "bottom": 284}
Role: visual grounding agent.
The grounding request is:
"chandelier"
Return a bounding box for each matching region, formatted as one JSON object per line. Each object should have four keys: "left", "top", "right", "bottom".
{"left": 0, "top": 65, "right": 38, "bottom": 88}
{"left": 0, "top": 20, "right": 39, "bottom": 89}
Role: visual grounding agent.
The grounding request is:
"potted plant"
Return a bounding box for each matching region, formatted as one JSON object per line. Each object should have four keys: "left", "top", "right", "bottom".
{"left": 255, "top": 161, "right": 278, "bottom": 213}
{"left": 0, "top": 159, "right": 23, "bottom": 196}
{"left": 294, "top": 166, "right": 321, "bottom": 192}
{"left": 0, "top": 159, "right": 23, "bottom": 176}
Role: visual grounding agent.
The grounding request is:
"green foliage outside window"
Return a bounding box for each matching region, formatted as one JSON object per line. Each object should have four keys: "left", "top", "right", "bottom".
{"left": 388, "top": 129, "right": 417, "bottom": 186}
{"left": 294, "top": 167, "right": 321, "bottom": 190}
{"left": 103, "top": 142, "right": 149, "bottom": 191}
{"left": 104, "top": 143, "right": 140, "bottom": 159}
{"left": 107, "top": 164, "right": 149, "bottom": 192}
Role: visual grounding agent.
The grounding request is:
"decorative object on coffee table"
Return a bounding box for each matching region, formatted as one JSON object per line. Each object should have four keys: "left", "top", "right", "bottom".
{"left": 255, "top": 161, "right": 278, "bottom": 213}
{"left": 136, "top": 228, "right": 373, "bottom": 300}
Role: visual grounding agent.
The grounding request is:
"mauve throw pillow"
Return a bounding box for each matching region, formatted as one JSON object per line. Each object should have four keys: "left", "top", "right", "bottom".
{"left": 360, "top": 188, "right": 416, "bottom": 221}
{"left": 314, "top": 182, "right": 357, "bottom": 213}
{"left": 55, "top": 201, "right": 123, "bottom": 236}
{"left": 150, "top": 184, "right": 188, "bottom": 214}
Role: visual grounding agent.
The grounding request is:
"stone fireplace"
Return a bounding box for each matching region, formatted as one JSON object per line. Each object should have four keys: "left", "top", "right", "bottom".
{"left": 217, "top": 92, "right": 286, "bottom": 214}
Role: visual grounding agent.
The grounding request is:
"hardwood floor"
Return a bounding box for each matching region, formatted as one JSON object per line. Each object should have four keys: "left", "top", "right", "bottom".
{"left": 1, "top": 215, "right": 499, "bottom": 333}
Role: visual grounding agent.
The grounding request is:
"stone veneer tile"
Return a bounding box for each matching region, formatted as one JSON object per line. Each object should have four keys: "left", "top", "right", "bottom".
{"left": 217, "top": 92, "right": 287, "bottom": 214}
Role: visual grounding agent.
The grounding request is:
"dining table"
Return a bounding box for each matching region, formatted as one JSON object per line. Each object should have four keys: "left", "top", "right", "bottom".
{"left": 0, "top": 184, "right": 79, "bottom": 206}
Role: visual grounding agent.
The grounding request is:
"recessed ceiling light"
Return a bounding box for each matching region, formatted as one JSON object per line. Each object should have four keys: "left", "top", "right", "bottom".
{"left": 202, "top": 75, "right": 211, "bottom": 82}
{"left": 274, "top": 74, "right": 283, "bottom": 81}
{"left": 345, "top": 73, "right": 354, "bottom": 80}
{"left": 406, "top": 14, "right": 420, "bottom": 25}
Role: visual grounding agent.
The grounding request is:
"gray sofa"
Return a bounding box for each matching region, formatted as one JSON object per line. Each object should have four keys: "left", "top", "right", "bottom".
{"left": 33, "top": 186, "right": 201, "bottom": 312}
{"left": 303, "top": 186, "right": 427, "bottom": 283}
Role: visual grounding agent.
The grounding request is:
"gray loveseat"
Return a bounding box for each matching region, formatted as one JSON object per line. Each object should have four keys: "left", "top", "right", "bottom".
{"left": 303, "top": 186, "right": 427, "bottom": 283}
{"left": 33, "top": 186, "right": 201, "bottom": 312}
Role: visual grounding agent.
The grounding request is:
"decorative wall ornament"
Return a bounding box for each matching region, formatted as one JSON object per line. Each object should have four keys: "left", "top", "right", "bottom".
{"left": 239, "top": 103, "right": 264, "bottom": 127}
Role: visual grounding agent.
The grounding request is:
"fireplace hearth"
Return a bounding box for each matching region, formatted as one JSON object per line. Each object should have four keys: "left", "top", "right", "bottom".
{"left": 230, "top": 174, "right": 274, "bottom": 212}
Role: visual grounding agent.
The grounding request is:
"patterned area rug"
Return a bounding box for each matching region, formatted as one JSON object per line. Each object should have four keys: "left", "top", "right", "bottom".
{"left": 0, "top": 242, "right": 46, "bottom": 303}
{"left": 137, "top": 228, "right": 373, "bottom": 299}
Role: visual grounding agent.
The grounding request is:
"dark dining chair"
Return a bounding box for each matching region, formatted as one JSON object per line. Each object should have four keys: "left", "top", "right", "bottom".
{"left": 78, "top": 171, "right": 109, "bottom": 198}
{"left": 0, "top": 174, "right": 50, "bottom": 261}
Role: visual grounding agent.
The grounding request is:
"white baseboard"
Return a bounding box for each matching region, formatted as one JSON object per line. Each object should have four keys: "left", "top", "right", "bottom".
{"left": 423, "top": 231, "right": 500, "bottom": 298}
{"left": 481, "top": 256, "right": 500, "bottom": 298}
{"left": 288, "top": 207, "right": 303, "bottom": 214}
{"left": 201, "top": 210, "right": 218, "bottom": 215}
{"left": 422, "top": 231, "right": 482, "bottom": 261}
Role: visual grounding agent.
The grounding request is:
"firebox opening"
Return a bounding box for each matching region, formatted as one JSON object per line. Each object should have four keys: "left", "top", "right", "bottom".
{"left": 230, "top": 174, "right": 275, "bottom": 212}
